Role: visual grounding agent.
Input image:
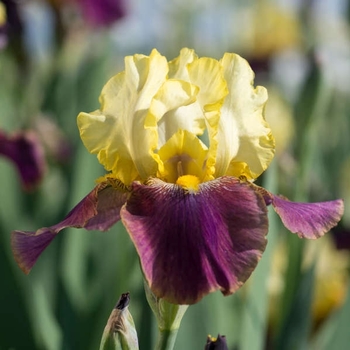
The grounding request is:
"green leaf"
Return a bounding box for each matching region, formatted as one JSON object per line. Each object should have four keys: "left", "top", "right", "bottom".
{"left": 311, "top": 282, "right": 350, "bottom": 349}
{"left": 273, "top": 262, "right": 316, "bottom": 350}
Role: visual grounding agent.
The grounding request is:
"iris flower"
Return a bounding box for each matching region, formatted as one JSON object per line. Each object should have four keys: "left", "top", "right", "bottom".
{"left": 12, "top": 48, "right": 344, "bottom": 305}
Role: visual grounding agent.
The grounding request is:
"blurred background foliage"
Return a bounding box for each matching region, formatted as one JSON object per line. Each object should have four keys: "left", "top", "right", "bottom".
{"left": 0, "top": 0, "right": 350, "bottom": 349}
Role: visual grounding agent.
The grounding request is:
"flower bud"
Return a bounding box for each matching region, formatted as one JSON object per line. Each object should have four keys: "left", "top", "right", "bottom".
{"left": 99, "top": 292, "right": 139, "bottom": 350}
{"left": 205, "top": 334, "right": 228, "bottom": 350}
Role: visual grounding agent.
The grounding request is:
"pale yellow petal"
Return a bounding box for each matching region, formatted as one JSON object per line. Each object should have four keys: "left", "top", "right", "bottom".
{"left": 157, "top": 49, "right": 227, "bottom": 167}
{"left": 157, "top": 130, "right": 208, "bottom": 183}
{"left": 78, "top": 49, "right": 168, "bottom": 185}
{"left": 186, "top": 56, "right": 228, "bottom": 179}
{"left": 147, "top": 79, "right": 202, "bottom": 148}
{"left": 215, "top": 53, "right": 275, "bottom": 179}
{"left": 157, "top": 104, "right": 205, "bottom": 148}
{"left": 168, "top": 48, "right": 197, "bottom": 80}
{"left": 154, "top": 48, "right": 206, "bottom": 148}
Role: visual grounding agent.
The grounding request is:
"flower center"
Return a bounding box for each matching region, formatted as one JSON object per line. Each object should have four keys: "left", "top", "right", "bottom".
{"left": 176, "top": 174, "right": 200, "bottom": 193}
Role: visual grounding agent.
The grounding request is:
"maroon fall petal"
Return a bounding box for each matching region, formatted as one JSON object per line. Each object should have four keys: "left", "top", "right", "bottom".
{"left": 12, "top": 183, "right": 128, "bottom": 274}
{"left": 0, "top": 130, "right": 46, "bottom": 191}
{"left": 121, "top": 177, "right": 268, "bottom": 305}
{"left": 271, "top": 195, "right": 344, "bottom": 239}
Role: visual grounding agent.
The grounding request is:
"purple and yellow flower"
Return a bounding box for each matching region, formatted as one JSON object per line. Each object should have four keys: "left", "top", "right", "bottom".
{"left": 11, "top": 49, "right": 344, "bottom": 305}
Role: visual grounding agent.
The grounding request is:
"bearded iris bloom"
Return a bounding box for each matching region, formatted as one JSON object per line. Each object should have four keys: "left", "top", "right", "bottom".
{"left": 11, "top": 48, "right": 344, "bottom": 305}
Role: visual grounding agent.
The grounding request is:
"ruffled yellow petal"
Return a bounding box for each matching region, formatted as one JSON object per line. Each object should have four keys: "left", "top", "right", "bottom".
{"left": 155, "top": 48, "right": 207, "bottom": 148}
{"left": 77, "top": 48, "right": 275, "bottom": 186}
{"left": 185, "top": 56, "right": 228, "bottom": 180}
{"left": 156, "top": 49, "right": 228, "bottom": 181}
{"left": 168, "top": 48, "right": 197, "bottom": 80}
{"left": 215, "top": 53, "right": 275, "bottom": 180}
{"left": 158, "top": 129, "right": 208, "bottom": 183}
{"left": 77, "top": 49, "right": 168, "bottom": 185}
{"left": 147, "top": 79, "right": 201, "bottom": 148}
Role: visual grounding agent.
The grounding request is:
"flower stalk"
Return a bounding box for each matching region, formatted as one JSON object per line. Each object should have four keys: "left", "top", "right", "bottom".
{"left": 155, "top": 329, "right": 179, "bottom": 350}
{"left": 144, "top": 281, "right": 188, "bottom": 350}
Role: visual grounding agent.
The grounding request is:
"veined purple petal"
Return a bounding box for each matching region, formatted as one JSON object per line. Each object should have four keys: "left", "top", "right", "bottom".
{"left": 271, "top": 195, "right": 344, "bottom": 239}
{"left": 12, "top": 183, "right": 128, "bottom": 274}
{"left": 121, "top": 177, "right": 268, "bottom": 305}
{"left": 0, "top": 130, "right": 46, "bottom": 190}
{"left": 11, "top": 229, "right": 57, "bottom": 275}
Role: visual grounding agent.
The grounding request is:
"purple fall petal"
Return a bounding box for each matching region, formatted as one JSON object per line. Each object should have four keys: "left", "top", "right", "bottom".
{"left": 12, "top": 183, "right": 128, "bottom": 274}
{"left": 0, "top": 130, "right": 46, "bottom": 190}
{"left": 121, "top": 177, "right": 268, "bottom": 305}
{"left": 271, "top": 195, "right": 344, "bottom": 239}
{"left": 11, "top": 229, "right": 57, "bottom": 275}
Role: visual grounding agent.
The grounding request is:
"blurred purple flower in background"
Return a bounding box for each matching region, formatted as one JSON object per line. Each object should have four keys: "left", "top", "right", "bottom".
{"left": 0, "top": 129, "right": 46, "bottom": 191}
{"left": 0, "top": 0, "right": 23, "bottom": 50}
{"left": 49, "top": 0, "right": 127, "bottom": 28}
{"left": 78, "top": 0, "right": 126, "bottom": 27}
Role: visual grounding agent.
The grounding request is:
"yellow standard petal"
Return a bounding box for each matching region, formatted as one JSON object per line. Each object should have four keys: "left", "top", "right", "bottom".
{"left": 168, "top": 47, "right": 197, "bottom": 80}
{"left": 147, "top": 79, "right": 200, "bottom": 148}
{"left": 155, "top": 49, "right": 228, "bottom": 182}
{"left": 186, "top": 56, "right": 229, "bottom": 180}
{"left": 155, "top": 48, "right": 207, "bottom": 148}
{"left": 77, "top": 49, "right": 168, "bottom": 185}
{"left": 215, "top": 53, "right": 275, "bottom": 180}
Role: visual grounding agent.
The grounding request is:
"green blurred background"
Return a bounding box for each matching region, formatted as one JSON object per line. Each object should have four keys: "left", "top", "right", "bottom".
{"left": 1, "top": 0, "right": 350, "bottom": 349}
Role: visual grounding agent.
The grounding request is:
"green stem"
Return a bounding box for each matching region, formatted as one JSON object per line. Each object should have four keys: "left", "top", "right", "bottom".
{"left": 155, "top": 328, "right": 179, "bottom": 350}
{"left": 143, "top": 280, "right": 187, "bottom": 350}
